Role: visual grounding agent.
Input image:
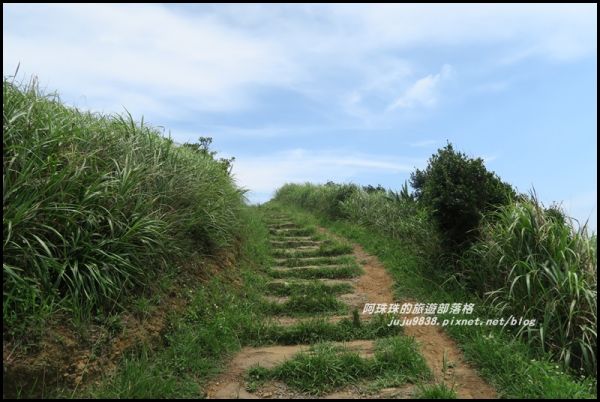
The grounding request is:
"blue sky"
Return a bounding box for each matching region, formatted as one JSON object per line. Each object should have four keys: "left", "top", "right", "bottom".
{"left": 3, "top": 3, "right": 597, "bottom": 230}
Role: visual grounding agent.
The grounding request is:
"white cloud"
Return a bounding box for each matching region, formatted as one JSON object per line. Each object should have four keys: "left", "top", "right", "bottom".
{"left": 482, "top": 155, "right": 498, "bottom": 163}
{"left": 3, "top": 3, "right": 595, "bottom": 122}
{"left": 3, "top": 3, "right": 299, "bottom": 116}
{"left": 410, "top": 140, "right": 438, "bottom": 148}
{"left": 387, "top": 65, "right": 454, "bottom": 111}
{"left": 561, "top": 191, "right": 597, "bottom": 232}
{"left": 231, "top": 148, "right": 422, "bottom": 200}
{"left": 340, "top": 58, "right": 414, "bottom": 124}
{"left": 338, "top": 4, "right": 596, "bottom": 62}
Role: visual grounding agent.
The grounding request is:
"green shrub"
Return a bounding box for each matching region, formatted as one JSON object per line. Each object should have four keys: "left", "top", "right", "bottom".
{"left": 410, "top": 143, "right": 515, "bottom": 251}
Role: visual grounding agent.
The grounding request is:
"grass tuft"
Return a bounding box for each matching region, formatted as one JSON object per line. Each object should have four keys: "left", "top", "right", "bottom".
{"left": 268, "top": 264, "right": 363, "bottom": 280}
{"left": 263, "top": 293, "right": 347, "bottom": 316}
{"left": 245, "top": 336, "right": 430, "bottom": 395}
{"left": 415, "top": 382, "right": 457, "bottom": 399}
{"left": 265, "top": 281, "right": 353, "bottom": 297}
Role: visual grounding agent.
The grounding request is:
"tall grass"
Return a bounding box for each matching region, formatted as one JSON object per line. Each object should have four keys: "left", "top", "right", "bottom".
{"left": 340, "top": 185, "right": 442, "bottom": 259}
{"left": 274, "top": 182, "right": 359, "bottom": 219}
{"left": 274, "top": 182, "right": 441, "bottom": 260}
{"left": 3, "top": 78, "right": 245, "bottom": 336}
{"left": 464, "top": 196, "right": 597, "bottom": 375}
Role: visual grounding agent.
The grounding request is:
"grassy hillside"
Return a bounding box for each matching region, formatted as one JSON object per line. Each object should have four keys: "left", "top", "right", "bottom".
{"left": 268, "top": 203, "right": 596, "bottom": 398}
{"left": 272, "top": 162, "right": 597, "bottom": 382}
{"left": 3, "top": 79, "right": 245, "bottom": 339}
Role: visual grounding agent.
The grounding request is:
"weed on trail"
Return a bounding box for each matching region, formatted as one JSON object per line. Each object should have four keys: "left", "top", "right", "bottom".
{"left": 263, "top": 293, "right": 348, "bottom": 317}
{"left": 416, "top": 382, "right": 457, "bottom": 399}
{"left": 271, "top": 243, "right": 353, "bottom": 258}
{"left": 265, "top": 281, "right": 354, "bottom": 297}
{"left": 276, "top": 255, "right": 355, "bottom": 267}
{"left": 269, "top": 227, "right": 317, "bottom": 237}
{"left": 228, "top": 208, "right": 433, "bottom": 397}
{"left": 245, "top": 336, "right": 431, "bottom": 395}
{"left": 269, "top": 264, "right": 363, "bottom": 280}
{"left": 271, "top": 239, "right": 324, "bottom": 247}
{"left": 269, "top": 265, "right": 359, "bottom": 311}
{"left": 249, "top": 315, "right": 402, "bottom": 346}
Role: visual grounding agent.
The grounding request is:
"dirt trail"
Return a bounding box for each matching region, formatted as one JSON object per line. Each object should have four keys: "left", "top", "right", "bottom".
{"left": 206, "top": 216, "right": 496, "bottom": 399}
{"left": 321, "top": 227, "right": 496, "bottom": 399}
{"left": 363, "top": 257, "right": 495, "bottom": 397}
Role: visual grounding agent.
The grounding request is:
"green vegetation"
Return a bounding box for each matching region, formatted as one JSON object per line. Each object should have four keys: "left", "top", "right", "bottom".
{"left": 340, "top": 182, "right": 442, "bottom": 261}
{"left": 416, "top": 382, "right": 457, "bottom": 399}
{"left": 269, "top": 264, "right": 363, "bottom": 280}
{"left": 86, "top": 210, "right": 272, "bottom": 398}
{"left": 274, "top": 181, "right": 441, "bottom": 263}
{"left": 245, "top": 336, "right": 431, "bottom": 395}
{"left": 284, "top": 208, "right": 596, "bottom": 398}
{"left": 463, "top": 195, "right": 597, "bottom": 374}
{"left": 5, "top": 75, "right": 595, "bottom": 399}
{"left": 256, "top": 315, "right": 401, "bottom": 346}
{"left": 263, "top": 293, "right": 348, "bottom": 316}
{"left": 3, "top": 79, "right": 245, "bottom": 338}
{"left": 447, "top": 323, "right": 597, "bottom": 399}
{"left": 273, "top": 182, "right": 359, "bottom": 220}
{"left": 271, "top": 239, "right": 324, "bottom": 247}
{"left": 271, "top": 138, "right": 597, "bottom": 398}
{"left": 269, "top": 226, "right": 316, "bottom": 236}
{"left": 84, "top": 209, "right": 400, "bottom": 398}
{"left": 276, "top": 254, "right": 355, "bottom": 267}
{"left": 410, "top": 143, "right": 516, "bottom": 250}
{"left": 265, "top": 281, "right": 353, "bottom": 297}
{"left": 271, "top": 242, "right": 353, "bottom": 258}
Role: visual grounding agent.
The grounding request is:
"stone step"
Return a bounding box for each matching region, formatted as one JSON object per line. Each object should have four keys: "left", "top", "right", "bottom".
{"left": 269, "top": 236, "right": 318, "bottom": 242}
{"left": 264, "top": 293, "right": 367, "bottom": 310}
{"left": 270, "top": 240, "right": 323, "bottom": 247}
{"left": 268, "top": 314, "right": 378, "bottom": 327}
{"left": 267, "top": 222, "right": 300, "bottom": 229}
{"left": 267, "top": 278, "right": 356, "bottom": 287}
{"left": 269, "top": 228, "right": 314, "bottom": 234}
{"left": 271, "top": 264, "right": 352, "bottom": 270}
{"left": 273, "top": 255, "right": 353, "bottom": 265}
{"left": 272, "top": 245, "right": 321, "bottom": 253}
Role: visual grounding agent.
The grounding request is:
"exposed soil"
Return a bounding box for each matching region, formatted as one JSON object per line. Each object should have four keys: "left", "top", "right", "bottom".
{"left": 403, "top": 322, "right": 496, "bottom": 399}
{"left": 3, "top": 299, "right": 179, "bottom": 398}
{"left": 2, "top": 250, "right": 238, "bottom": 398}
{"left": 323, "top": 227, "right": 496, "bottom": 399}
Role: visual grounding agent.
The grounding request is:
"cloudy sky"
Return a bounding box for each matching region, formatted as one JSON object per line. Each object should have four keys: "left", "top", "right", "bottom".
{"left": 3, "top": 3, "right": 597, "bottom": 230}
